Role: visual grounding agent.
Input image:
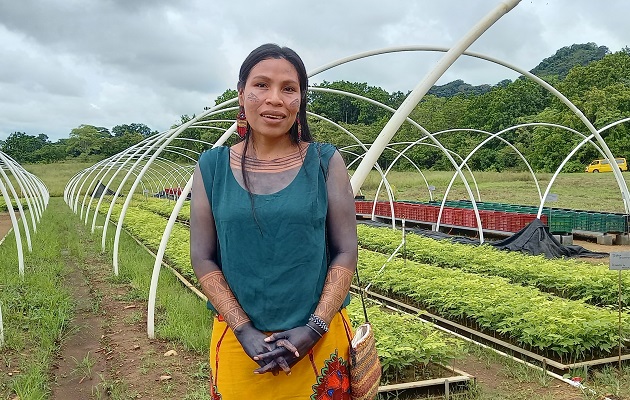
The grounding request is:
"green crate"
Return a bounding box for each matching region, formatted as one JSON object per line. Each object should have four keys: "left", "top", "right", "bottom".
{"left": 573, "top": 212, "right": 590, "bottom": 231}
{"left": 548, "top": 211, "right": 573, "bottom": 234}
{"left": 604, "top": 214, "right": 626, "bottom": 233}
{"left": 587, "top": 212, "right": 606, "bottom": 233}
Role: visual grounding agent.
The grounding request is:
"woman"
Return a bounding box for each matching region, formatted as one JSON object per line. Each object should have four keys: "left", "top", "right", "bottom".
{"left": 190, "top": 43, "right": 358, "bottom": 399}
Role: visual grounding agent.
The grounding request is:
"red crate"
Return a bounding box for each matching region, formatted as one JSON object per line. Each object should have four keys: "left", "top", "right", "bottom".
{"left": 452, "top": 208, "right": 465, "bottom": 226}
{"left": 482, "top": 210, "right": 499, "bottom": 231}
{"left": 355, "top": 201, "right": 370, "bottom": 215}
{"left": 394, "top": 202, "right": 408, "bottom": 219}
{"left": 375, "top": 202, "right": 392, "bottom": 217}
{"left": 462, "top": 209, "right": 477, "bottom": 228}
{"left": 424, "top": 205, "right": 440, "bottom": 223}
{"left": 400, "top": 203, "right": 421, "bottom": 221}
{"left": 495, "top": 212, "right": 510, "bottom": 232}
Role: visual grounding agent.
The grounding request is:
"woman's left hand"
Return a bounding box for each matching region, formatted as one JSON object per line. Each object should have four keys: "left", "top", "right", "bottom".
{"left": 252, "top": 326, "right": 321, "bottom": 375}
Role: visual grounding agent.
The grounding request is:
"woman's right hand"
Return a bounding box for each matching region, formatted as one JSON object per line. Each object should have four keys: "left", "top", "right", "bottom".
{"left": 232, "top": 322, "right": 275, "bottom": 368}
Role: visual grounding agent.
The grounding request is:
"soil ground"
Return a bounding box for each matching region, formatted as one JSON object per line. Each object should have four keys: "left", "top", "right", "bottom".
{"left": 0, "top": 212, "right": 16, "bottom": 241}
{"left": 48, "top": 230, "right": 208, "bottom": 399}
{"left": 1, "top": 211, "right": 626, "bottom": 399}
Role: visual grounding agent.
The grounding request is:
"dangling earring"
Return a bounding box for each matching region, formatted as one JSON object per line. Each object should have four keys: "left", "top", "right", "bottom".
{"left": 237, "top": 106, "right": 247, "bottom": 139}
{"left": 296, "top": 115, "right": 302, "bottom": 142}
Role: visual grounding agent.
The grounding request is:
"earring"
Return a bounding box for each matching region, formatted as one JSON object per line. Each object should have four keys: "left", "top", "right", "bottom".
{"left": 237, "top": 106, "right": 247, "bottom": 138}
{"left": 297, "top": 116, "right": 302, "bottom": 142}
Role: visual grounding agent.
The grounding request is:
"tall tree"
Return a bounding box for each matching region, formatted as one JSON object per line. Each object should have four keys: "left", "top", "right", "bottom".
{"left": 66, "top": 125, "right": 111, "bottom": 157}
{"left": 112, "top": 123, "right": 153, "bottom": 137}
{"left": 0, "top": 132, "right": 49, "bottom": 163}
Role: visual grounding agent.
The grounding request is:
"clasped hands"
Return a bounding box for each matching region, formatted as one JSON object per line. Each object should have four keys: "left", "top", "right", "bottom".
{"left": 234, "top": 322, "right": 321, "bottom": 376}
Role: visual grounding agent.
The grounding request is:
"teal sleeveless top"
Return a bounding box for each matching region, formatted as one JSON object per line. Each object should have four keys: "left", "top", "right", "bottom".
{"left": 198, "top": 142, "right": 349, "bottom": 331}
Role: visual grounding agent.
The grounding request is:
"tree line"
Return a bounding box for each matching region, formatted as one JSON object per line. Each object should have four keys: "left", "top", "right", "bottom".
{"left": 2, "top": 43, "right": 628, "bottom": 172}
{"left": 0, "top": 123, "right": 157, "bottom": 163}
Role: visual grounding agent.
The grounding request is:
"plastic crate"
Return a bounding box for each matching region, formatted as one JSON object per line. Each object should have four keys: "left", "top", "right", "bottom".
{"left": 573, "top": 212, "right": 590, "bottom": 231}
{"left": 423, "top": 205, "right": 439, "bottom": 223}
{"left": 462, "top": 209, "right": 477, "bottom": 228}
{"left": 355, "top": 201, "right": 372, "bottom": 215}
{"left": 495, "top": 212, "right": 511, "bottom": 232}
{"left": 587, "top": 212, "right": 606, "bottom": 233}
{"left": 374, "top": 202, "right": 391, "bottom": 217}
{"left": 604, "top": 214, "right": 626, "bottom": 233}
{"left": 548, "top": 211, "right": 573, "bottom": 234}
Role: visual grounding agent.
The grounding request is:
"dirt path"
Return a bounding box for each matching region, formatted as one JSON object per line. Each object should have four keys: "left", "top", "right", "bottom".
{"left": 0, "top": 212, "right": 15, "bottom": 241}
{"left": 49, "top": 222, "right": 207, "bottom": 399}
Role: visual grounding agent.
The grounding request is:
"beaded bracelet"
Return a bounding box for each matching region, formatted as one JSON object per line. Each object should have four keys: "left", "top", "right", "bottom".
{"left": 305, "top": 322, "right": 324, "bottom": 337}
{"left": 308, "top": 314, "right": 329, "bottom": 333}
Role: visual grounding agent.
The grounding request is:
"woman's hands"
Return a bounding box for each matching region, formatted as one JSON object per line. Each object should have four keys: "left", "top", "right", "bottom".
{"left": 252, "top": 325, "right": 322, "bottom": 375}
{"left": 232, "top": 322, "right": 275, "bottom": 368}
{"left": 233, "top": 322, "right": 301, "bottom": 375}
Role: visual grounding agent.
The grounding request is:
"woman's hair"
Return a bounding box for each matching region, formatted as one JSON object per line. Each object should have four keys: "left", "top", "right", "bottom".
{"left": 237, "top": 43, "right": 312, "bottom": 143}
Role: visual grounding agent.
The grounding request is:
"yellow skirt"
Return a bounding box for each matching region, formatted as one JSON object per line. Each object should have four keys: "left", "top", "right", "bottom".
{"left": 209, "top": 310, "right": 353, "bottom": 400}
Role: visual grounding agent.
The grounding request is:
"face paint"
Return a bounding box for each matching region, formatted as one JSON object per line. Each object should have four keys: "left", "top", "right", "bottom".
{"left": 247, "top": 92, "right": 260, "bottom": 103}
{"left": 288, "top": 98, "right": 300, "bottom": 111}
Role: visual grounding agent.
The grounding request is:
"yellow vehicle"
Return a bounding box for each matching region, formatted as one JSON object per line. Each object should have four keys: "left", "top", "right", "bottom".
{"left": 585, "top": 157, "right": 628, "bottom": 173}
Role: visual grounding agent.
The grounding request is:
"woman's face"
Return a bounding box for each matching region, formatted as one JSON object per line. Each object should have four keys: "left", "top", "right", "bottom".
{"left": 239, "top": 58, "right": 301, "bottom": 140}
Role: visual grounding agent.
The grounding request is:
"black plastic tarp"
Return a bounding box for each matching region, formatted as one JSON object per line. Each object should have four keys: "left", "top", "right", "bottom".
{"left": 92, "top": 183, "right": 116, "bottom": 197}
{"left": 490, "top": 218, "right": 607, "bottom": 258}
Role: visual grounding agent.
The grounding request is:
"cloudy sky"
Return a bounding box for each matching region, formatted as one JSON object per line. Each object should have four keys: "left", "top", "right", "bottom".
{"left": 0, "top": 0, "right": 627, "bottom": 142}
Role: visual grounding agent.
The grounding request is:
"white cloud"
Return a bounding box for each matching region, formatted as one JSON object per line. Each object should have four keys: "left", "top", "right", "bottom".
{"left": 0, "top": 0, "right": 628, "bottom": 142}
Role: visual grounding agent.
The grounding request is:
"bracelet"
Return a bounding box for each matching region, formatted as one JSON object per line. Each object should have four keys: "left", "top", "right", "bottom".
{"left": 309, "top": 314, "right": 329, "bottom": 333}
{"left": 305, "top": 322, "right": 324, "bottom": 337}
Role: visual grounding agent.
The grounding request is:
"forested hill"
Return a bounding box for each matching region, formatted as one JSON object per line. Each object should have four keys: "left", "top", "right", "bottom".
{"left": 427, "top": 79, "right": 493, "bottom": 97}
{"left": 530, "top": 42, "right": 609, "bottom": 79}
{"left": 428, "top": 42, "right": 610, "bottom": 98}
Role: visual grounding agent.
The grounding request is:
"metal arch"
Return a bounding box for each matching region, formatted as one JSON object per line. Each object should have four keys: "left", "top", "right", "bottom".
{"left": 439, "top": 123, "right": 607, "bottom": 219}
{"left": 0, "top": 153, "right": 49, "bottom": 346}
{"left": 75, "top": 158, "right": 116, "bottom": 218}
{"left": 0, "top": 160, "right": 32, "bottom": 252}
{"left": 310, "top": 44, "right": 629, "bottom": 212}
{"left": 75, "top": 136, "right": 159, "bottom": 222}
{"left": 379, "top": 141, "right": 479, "bottom": 202}
{"left": 68, "top": 163, "right": 103, "bottom": 213}
{"left": 340, "top": 143, "right": 435, "bottom": 201}
{"left": 438, "top": 127, "right": 541, "bottom": 201}
{"left": 367, "top": 141, "right": 481, "bottom": 234}
{"left": 311, "top": 87, "right": 480, "bottom": 203}
{"left": 304, "top": 112, "right": 399, "bottom": 228}
{"left": 112, "top": 104, "right": 238, "bottom": 275}
{"left": 538, "top": 117, "right": 630, "bottom": 218}
{"left": 310, "top": 86, "right": 482, "bottom": 226}
{"left": 1, "top": 153, "right": 43, "bottom": 225}
{"left": 308, "top": 86, "right": 484, "bottom": 239}
{"left": 0, "top": 153, "right": 40, "bottom": 237}
{"left": 96, "top": 133, "right": 167, "bottom": 244}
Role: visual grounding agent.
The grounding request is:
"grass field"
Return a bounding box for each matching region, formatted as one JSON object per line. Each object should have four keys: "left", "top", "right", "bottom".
{"left": 360, "top": 169, "right": 630, "bottom": 214}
